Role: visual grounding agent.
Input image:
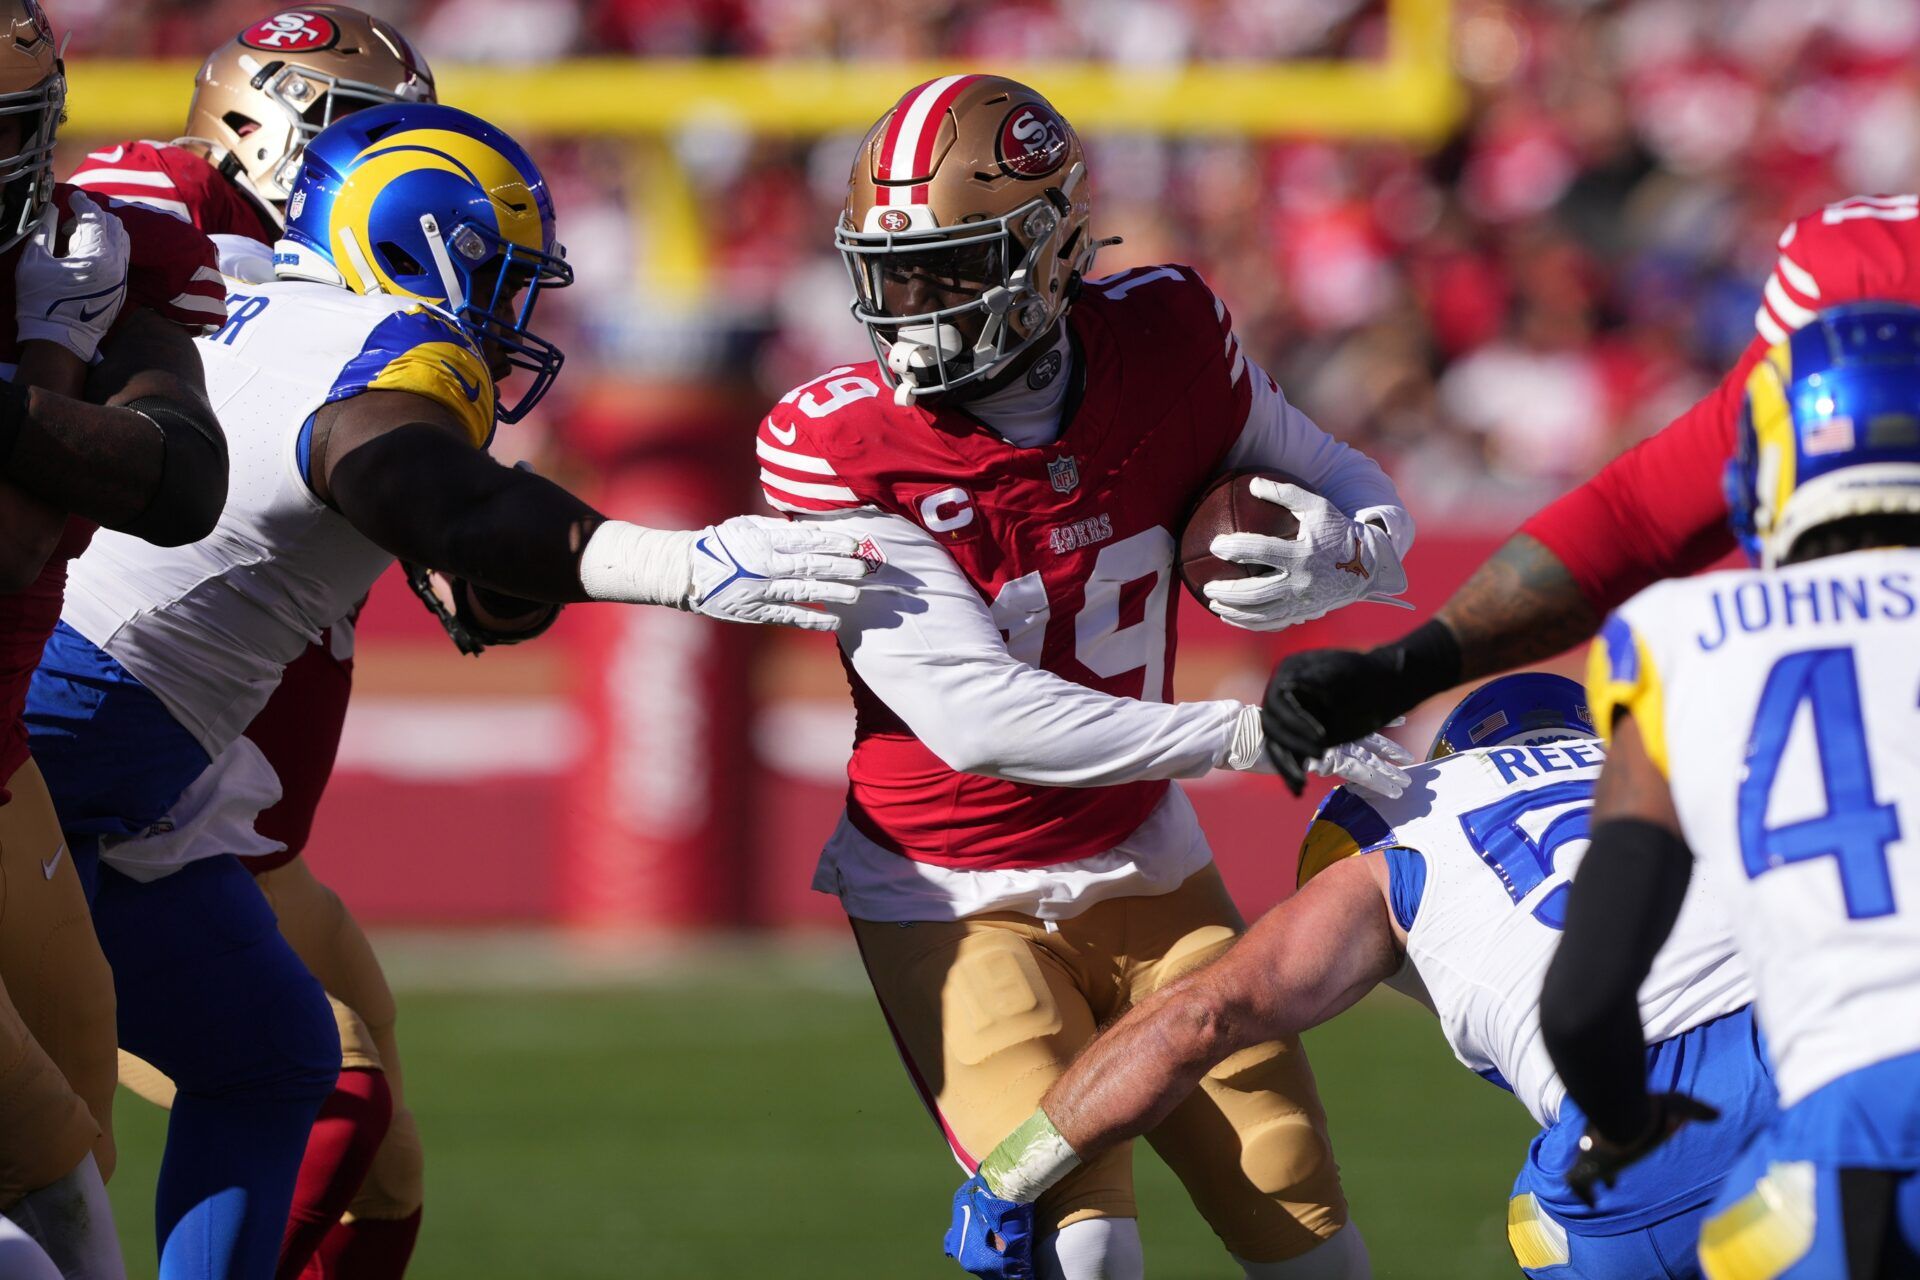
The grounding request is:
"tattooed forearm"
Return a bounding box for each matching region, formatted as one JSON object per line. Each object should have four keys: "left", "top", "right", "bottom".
{"left": 1436, "top": 533, "right": 1602, "bottom": 680}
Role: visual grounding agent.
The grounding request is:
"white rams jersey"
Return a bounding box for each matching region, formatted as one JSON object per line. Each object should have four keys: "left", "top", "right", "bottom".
{"left": 61, "top": 276, "right": 496, "bottom": 758}
{"left": 1300, "top": 739, "right": 1753, "bottom": 1128}
{"left": 1594, "top": 547, "right": 1920, "bottom": 1107}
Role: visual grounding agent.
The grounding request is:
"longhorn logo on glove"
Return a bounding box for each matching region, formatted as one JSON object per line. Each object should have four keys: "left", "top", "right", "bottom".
{"left": 1335, "top": 533, "right": 1369, "bottom": 579}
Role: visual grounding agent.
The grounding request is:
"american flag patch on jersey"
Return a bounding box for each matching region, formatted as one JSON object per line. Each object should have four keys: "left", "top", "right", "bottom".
{"left": 1803, "top": 415, "right": 1856, "bottom": 456}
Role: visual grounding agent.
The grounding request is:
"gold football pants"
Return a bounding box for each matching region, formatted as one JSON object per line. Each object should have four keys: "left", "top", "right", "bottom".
{"left": 121, "top": 855, "right": 423, "bottom": 1220}
{"left": 851, "top": 863, "right": 1347, "bottom": 1263}
{"left": 0, "top": 756, "right": 116, "bottom": 1206}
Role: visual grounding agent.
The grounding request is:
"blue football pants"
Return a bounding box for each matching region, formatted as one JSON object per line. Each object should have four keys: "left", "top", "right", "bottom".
{"left": 91, "top": 857, "right": 339, "bottom": 1280}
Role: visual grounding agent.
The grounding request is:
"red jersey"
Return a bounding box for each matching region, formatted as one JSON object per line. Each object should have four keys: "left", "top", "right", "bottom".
{"left": 71, "top": 137, "right": 357, "bottom": 865}
{"left": 0, "top": 187, "right": 225, "bottom": 795}
{"left": 69, "top": 140, "right": 280, "bottom": 243}
{"left": 758, "top": 265, "right": 1255, "bottom": 868}
{"left": 1523, "top": 194, "right": 1920, "bottom": 611}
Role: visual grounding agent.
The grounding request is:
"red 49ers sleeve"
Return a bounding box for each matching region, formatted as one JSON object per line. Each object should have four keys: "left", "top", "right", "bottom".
{"left": 756, "top": 369, "right": 881, "bottom": 514}
{"left": 66, "top": 184, "right": 231, "bottom": 335}
{"left": 1522, "top": 194, "right": 1920, "bottom": 611}
{"left": 1520, "top": 354, "right": 1748, "bottom": 611}
{"left": 69, "top": 140, "right": 279, "bottom": 244}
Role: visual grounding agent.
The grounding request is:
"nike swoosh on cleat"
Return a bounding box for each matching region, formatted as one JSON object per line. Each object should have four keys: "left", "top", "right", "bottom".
{"left": 41, "top": 843, "right": 64, "bottom": 880}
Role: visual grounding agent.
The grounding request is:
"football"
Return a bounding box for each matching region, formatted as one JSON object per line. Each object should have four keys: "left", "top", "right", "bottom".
{"left": 1177, "top": 469, "right": 1308, "bottom": 605}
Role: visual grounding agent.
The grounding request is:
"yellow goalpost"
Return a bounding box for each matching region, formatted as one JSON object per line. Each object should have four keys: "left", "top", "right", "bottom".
{"left": 62, "top": 0, "right": 1457, "bottom": 300}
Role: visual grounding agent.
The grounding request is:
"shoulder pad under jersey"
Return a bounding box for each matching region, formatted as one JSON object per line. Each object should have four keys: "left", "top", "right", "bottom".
{"left": 322, "top": 305, "right": 496, "bottom": 448}
{"left": 1756, "top": 195, "right": 1920, "bottom": 345}
{"left": 757, "top": 364, "right": 894, "bottom": 514}
{"left": 65, "top": 185, "right": 230, "bottom": 335}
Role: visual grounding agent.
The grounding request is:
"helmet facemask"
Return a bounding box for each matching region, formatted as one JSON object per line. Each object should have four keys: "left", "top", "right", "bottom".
{"left": 0, "top": 61, "right": 60, "bottom": 253}
{"left": 432, "top": 219, "right": 572, "bottom": 424}
{"left": 838, "top": 169, "right": 1088, "bottom": 408}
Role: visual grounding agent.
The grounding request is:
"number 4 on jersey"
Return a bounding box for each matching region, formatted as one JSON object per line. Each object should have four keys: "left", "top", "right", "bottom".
{"left": 1738, "top": 647, "right": 1902, "bottom": 919}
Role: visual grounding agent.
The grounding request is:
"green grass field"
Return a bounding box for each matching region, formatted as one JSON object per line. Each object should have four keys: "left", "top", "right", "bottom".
{"left": 105, "top": 939, "right": 1533, "bottom": 1278}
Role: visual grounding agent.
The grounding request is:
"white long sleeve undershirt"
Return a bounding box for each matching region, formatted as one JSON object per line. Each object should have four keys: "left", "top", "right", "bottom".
{"left": 825, "top": 507, "right": 1245, "bottom": 785}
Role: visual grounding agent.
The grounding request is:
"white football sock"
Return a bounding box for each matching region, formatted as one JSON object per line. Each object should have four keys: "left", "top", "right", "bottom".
{"left": 1037, "top": 1216, "right": 1145, "bottom": 1280}
{"left": 1237, "top": 1222, "right": 1371, "bottom": 1279}
{"left": 5, "top": 1154, "right": 126, "bottom": 1280}
{"left": 0, "top": 1216, "right": 62, "bottom": 1280}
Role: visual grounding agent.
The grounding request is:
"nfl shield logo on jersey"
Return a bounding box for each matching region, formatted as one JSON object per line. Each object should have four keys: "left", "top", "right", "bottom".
{"left": 1048, "top": 455, "right": 1080, "bottom": 494}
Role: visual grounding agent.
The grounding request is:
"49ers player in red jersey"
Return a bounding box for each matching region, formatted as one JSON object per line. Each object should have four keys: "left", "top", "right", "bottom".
{"left": 68, "top": 9, "right": 453, "bottom": 1279}
{"left": 0, "top": 2, "right": 230, "bottom": 1275}
{"left": 760, "top": 77, "right": 1415, "bottom": 1280}
{"left": 1260, "top": 194, "right": 1920, "bottom": 785}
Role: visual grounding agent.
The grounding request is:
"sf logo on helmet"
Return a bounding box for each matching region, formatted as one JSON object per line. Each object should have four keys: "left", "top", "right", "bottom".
{"left": 997, "top": 104, "right": 1070, "bottom": 179}
{"left": 241, "top": 10, "right": 340, "bottom": 52}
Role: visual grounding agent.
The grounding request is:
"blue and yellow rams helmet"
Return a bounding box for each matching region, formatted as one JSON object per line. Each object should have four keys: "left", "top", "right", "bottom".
{"left": 276, "top": 101, "right": 572, "bottom": 423}
{"left": 1728, "top": 301, "right": 1920, "bottom": 568}
{"left": 1427, "top": 672, "right": 1595, "bottom": 761}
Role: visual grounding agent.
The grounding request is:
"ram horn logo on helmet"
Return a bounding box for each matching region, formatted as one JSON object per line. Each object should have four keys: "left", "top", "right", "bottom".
{"left": 240, "top": 10, "right": 340, "bottom": 52}
{"left": 997, "top": 103, "right": 1070, "bottom": 178}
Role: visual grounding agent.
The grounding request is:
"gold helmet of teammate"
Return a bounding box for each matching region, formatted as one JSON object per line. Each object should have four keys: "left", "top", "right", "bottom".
{"left": 837, "top": 75, "right": 1102, "bottom": 405}
{"left": 183, "top": 6, "right": 435, "bottom": 218}
{"left": 0, "top": 0, "right": 62, "bottom": 252}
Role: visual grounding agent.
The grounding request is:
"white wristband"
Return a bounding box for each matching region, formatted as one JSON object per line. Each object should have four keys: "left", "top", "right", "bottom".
{"left": 1227, "top": 704, "right": 1266, "bottom": 771}
{"left": 576, "top": 520, "right": 696, "bottom": 607}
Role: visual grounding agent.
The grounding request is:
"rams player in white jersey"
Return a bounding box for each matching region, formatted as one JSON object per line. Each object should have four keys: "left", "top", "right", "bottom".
{"left": 1543, "top": 300, "right": 1920, "bottom": 1279}
{"left": 22, "top": 103, "right": 868, "bottom": 1280}
{"left": 947, "top": 673, "right": 1770, "bottom": 1280}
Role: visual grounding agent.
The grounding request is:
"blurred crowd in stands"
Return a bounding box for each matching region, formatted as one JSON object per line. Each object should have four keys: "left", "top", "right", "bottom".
{"left": 64, "top": 0, "right": 1920, "bottom": 525}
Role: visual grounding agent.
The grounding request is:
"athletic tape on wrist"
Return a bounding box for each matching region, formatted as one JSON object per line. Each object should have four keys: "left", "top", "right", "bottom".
{"left": 576, "top": 520, "right": 697, "bottom": 607}
{"left": 977, "top": 1110, "right": 1081, "bottom": 1204}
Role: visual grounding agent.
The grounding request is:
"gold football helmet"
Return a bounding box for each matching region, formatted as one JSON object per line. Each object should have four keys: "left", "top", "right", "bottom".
{"left": 182, "top": 6, "right": 435, "bottom": 219}
{"left": 0, "top": 0, "right": 62, "bottom": 252}
{"left": 837, "top": 75, "right": 1103, "bottom": 405}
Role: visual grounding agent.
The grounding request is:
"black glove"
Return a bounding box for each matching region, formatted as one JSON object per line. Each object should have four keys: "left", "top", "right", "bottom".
{"left": 1565, "top": 1093, "right": 1720, "bottom": 1209}
{"left": 1261, "top": 618, "right": 1462, "bottom": 793}
{"left": 404, "top": 561, "right": 561, "bottom": 656}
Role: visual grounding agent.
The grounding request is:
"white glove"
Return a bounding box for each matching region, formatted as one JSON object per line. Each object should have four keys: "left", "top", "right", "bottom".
{"left": 1226, "top": 704, "right": 1412, "bottom": 798}
{"left": 688, "top": 515, "right": 868, "bottom": 630}
{"left": 16, "top": 193, "right": 130, "bottom": 362}
{"left": 575, "top": 515, "right": 868, "bottom": 631}
{"left": 1204, "top": 479, "right": 1409, "bottom": 632}
{"left": 1310, "top": 734, "right": 1415, "bottom": 799}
